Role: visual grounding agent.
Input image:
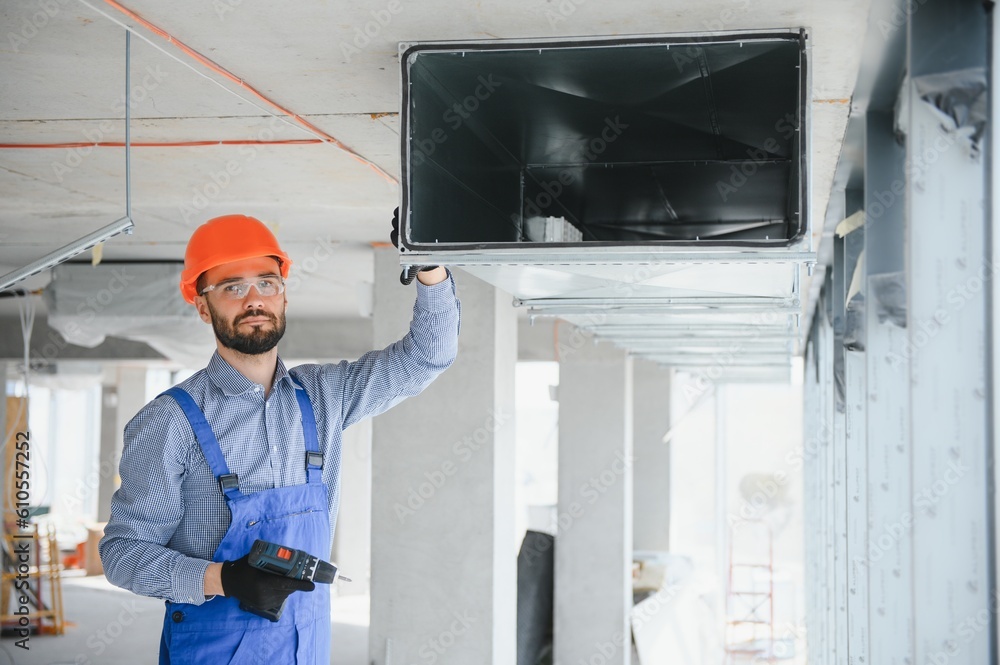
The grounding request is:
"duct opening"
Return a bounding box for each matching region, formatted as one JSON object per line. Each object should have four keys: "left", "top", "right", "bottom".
{"left": 401, "top": 32, "right": 807, "bottom": 249}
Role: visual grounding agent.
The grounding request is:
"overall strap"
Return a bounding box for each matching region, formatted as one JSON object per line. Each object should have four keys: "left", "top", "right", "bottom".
{"left": 160, "top": 387, "right": 243, "bottom": 501}
{"left": 289, "top": 374, "right": 323, "bottom": 485}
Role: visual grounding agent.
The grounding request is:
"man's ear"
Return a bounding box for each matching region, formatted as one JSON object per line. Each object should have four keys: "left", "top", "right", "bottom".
{"left": 194, "top": 296, "right": 212, "bottom": 324}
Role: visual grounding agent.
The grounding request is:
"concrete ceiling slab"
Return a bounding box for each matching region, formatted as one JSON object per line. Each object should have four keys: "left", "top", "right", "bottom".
{"left": 1, "top": 0, "right": 872, "bottom": 322}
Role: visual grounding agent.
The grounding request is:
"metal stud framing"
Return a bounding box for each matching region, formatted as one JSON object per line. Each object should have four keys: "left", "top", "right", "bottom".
{"left": 804, "top": 1, "right": 994, "bottom": 662}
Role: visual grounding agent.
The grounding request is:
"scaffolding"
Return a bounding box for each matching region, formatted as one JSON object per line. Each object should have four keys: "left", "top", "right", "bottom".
{"left": 725, "top": 519, "right": 775, "bottom": 664}
{"left": 1, "top": 523, "right": 65, "bottom": 636}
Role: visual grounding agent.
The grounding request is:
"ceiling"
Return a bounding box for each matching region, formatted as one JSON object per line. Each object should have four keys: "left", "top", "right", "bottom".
{"left": 0, "top": 0, "right": 872, "bottom": 335}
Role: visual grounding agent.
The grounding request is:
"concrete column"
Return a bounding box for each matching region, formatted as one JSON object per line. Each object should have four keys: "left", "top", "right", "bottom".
{"left": 555, "top": 337, "right": 633, "bottom": 665}
{"left": 332, "top": 418, "right": 371, "bottom": 595}
{"left": 96, "top": 384, "right": 118, "bottom": 522}
{"left": 97, "top": 367, "right": 147, "bottom": 522}
{"left": 631, "top": 359, "right": 670, "bottom": 552}
{"left": 369, "top": 251, "right": 517, "bottom": 665}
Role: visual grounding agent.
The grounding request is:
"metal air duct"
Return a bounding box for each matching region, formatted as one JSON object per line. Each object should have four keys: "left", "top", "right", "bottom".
{"left": 399, "top": 31, "right": 813, "bottom": 372}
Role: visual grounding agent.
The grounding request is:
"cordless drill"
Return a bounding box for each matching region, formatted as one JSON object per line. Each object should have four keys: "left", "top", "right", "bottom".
{"left": 240, "top": 539, "right": 349, "bottom": 621}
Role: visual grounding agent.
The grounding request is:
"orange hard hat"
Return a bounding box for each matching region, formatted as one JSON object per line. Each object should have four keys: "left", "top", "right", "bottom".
{"left": 180, "top": 214, "right": 292, "bottom": 304}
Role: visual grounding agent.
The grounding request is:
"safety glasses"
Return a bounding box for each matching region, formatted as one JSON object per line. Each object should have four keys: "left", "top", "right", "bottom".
{"left": 200, "top": 275, "right": 285, "bottom": 300}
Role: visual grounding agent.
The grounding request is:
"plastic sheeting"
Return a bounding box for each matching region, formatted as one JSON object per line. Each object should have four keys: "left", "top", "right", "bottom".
{"left": 896, "top": 67, "right": 987, "bottom": 155}
{"left": 844, "top": 249, "right": 865, "bottom": 352}
{"left": 631, "top": 554, "right": 717, "bottom": 664}
{"left": 844, "top": 294, "right": 865, "bottom": 352}
{"left": 44, "top": 262, "right": 216, "bottom": 367}
{"left": 870, "top": 272, "right": 906, "bottom": 328}
{"left": 835, "top": 210, "right": 865, "bottom": 239}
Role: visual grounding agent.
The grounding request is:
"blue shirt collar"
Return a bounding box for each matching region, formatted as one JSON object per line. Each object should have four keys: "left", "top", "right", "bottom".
{"left": 206, "top": 350, "right": 291, "bottom": 396}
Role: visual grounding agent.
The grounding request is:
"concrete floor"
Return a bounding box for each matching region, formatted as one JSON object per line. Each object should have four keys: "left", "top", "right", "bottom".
{"left": 4, "top": 573, "right": 369, "bottom": 664}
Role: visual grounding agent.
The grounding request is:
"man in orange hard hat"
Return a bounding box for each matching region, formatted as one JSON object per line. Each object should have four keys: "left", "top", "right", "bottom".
{"left": 100, "top": 213, "right": 459, "bottom": 664}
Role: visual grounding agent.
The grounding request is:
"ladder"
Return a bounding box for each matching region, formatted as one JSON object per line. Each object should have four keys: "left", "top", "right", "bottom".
{"left": 724, "top": 519, "right": 775, "bottom": 664}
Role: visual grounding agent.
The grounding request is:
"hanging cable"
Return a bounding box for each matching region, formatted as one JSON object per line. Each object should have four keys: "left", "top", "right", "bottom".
{"left": 2, "top": 293, "right": 51, "bottom": 513}
{"left": 19, "top": 291, "right": 34, "bottom": 381}
{"left": 3, "top": 296, "right": 32, "bottom": 513}
{"left": 18, "top": 296, "right": 35, "bottom": 499}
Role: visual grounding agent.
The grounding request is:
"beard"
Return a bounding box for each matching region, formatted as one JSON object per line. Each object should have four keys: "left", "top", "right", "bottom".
{"left": 208, "top": 303, "right": 286, "bottom": 356}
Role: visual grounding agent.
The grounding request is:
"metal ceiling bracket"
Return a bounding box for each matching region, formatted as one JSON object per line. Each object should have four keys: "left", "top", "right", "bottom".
{"left": 0, "top": 30, "right": 135, "bottom": 294}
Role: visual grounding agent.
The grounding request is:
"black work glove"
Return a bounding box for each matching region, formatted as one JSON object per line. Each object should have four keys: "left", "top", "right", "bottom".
{"left": 221, "top": 553, "right": 315, "bottom": 611}
{"left": 391, "top": 207, "right": 439, "bottom": 285}
{"left": 390, "top": 206, "right": 401, "bottom": 249}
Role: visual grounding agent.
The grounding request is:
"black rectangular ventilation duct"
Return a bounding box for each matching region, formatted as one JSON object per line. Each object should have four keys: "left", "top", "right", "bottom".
{"left": 400, "top": 31, "right": 808, "bottom": 250}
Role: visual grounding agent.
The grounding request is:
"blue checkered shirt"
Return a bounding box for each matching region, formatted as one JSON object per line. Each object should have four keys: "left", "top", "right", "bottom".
{"left": 100, "top": 275, "right": 460, "bottom": 605}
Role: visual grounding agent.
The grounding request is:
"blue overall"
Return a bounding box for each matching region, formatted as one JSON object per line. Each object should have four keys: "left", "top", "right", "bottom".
{"left": 157, "top": 375, "right": 331, "bottom": 665}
